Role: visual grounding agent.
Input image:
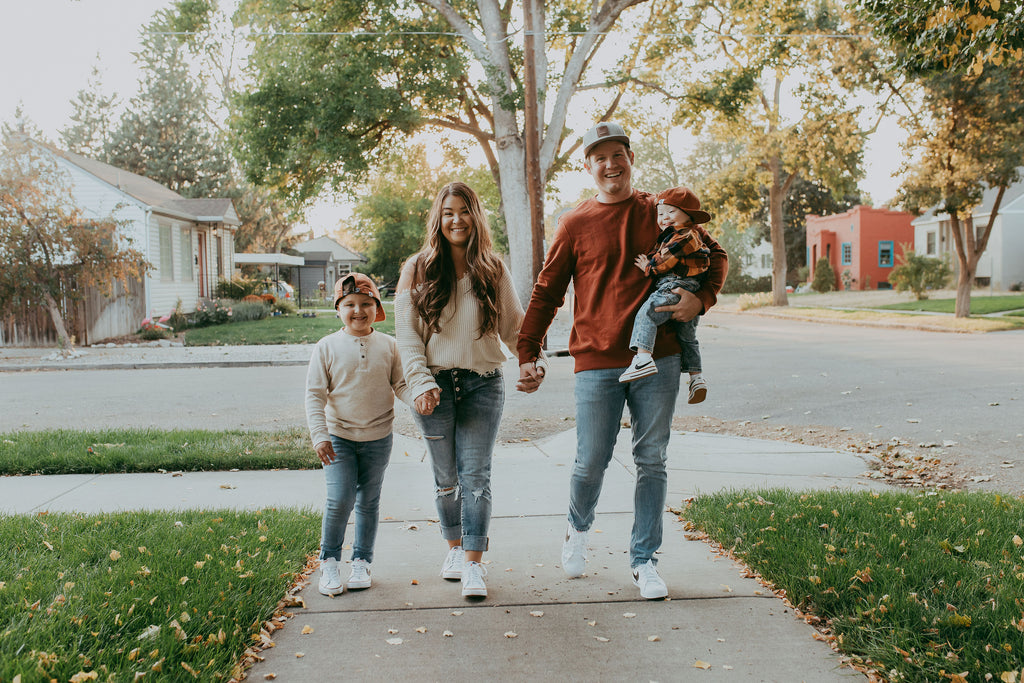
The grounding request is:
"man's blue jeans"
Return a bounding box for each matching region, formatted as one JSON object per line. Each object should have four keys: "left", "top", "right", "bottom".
{"left": 570, "top": 354, "right": 681, "bottom": 567}
{"left": 413, "top": 368, "right": 504, "bottom": 553}
{"left": 320, "top": 433, "right": 393, "bottom": 563}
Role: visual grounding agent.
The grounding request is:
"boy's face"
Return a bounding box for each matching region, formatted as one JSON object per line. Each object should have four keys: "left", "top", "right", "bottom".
{"left": 337, "top": 293, "right": 378, "bottom": 336}
{"left": 657, "top": 203, "right": 694, "bottom": 231}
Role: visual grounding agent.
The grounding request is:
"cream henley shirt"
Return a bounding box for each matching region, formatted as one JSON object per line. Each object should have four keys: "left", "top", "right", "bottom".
{"left": 305, "top": 328, "right": 414, "bottom": 447}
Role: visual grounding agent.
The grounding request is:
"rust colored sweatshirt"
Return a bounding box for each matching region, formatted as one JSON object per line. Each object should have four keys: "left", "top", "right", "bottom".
{"left": 517, "top": 190, "right": 728, "bottom": 373}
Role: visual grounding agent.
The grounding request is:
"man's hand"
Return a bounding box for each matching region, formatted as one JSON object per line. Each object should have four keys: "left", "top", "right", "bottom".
{"left": 315, "top": 441, "right": 336, "bottom": 466}
{"left": 414, "top": 388, "right": 442, "bottom": 415}
{"left": 516, "top": 361, "right": 545, "bottom": 393}
{"left": 654, "top": 288, "right": 702, "bottom": 322}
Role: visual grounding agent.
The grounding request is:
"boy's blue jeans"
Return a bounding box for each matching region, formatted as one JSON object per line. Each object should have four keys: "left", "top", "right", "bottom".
{"left": 413, "top": 368, "right": 504, "bottom": 553}
{"left": 570, "top": 354, "right": 681, "bottom": 567}
{"left": 629, "top": 275, "right": 703, "bottom": 374}
{"left": 320, "top": 433, "right": 393, "bottom": 563}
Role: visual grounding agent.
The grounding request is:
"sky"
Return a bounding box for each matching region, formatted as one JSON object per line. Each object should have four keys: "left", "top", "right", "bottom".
{"left": 1, "top": 0, "right": 908, "bottom": 235}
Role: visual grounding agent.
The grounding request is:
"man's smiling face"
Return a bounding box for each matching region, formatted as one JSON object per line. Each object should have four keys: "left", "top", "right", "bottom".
{"left": 584, "top": 140, "right": 634, "bottom": 203}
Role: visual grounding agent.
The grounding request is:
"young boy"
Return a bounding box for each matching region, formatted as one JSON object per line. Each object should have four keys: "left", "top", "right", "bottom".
{"left": 619, "top": 186, "right": 717, "bottom": 404}
{"left": 305, "top": 273, "right": 413, "bottom": 596}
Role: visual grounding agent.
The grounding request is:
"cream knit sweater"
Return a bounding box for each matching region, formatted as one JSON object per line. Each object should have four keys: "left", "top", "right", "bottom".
{"left": 394, "top": 264, "right": 542, "bottom": 399}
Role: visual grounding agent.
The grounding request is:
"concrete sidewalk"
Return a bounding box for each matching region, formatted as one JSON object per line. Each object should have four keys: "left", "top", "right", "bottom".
{"left": 0, "top": 428, "right": 882, "bottom": 681}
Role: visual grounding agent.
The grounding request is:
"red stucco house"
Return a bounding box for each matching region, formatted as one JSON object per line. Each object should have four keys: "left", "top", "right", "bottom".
{"left": 806, "top": 206, "right": 916, "bottom": 290}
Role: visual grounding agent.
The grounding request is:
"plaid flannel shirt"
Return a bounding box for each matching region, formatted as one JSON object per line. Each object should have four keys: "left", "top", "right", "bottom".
{"left": 642, "top": 226, "right": 711, "bottom": 278}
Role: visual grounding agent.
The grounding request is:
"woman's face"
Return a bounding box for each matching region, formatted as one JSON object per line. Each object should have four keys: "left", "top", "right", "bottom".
{"left": 440, "top": 194, "right": 474, "bottom": 248}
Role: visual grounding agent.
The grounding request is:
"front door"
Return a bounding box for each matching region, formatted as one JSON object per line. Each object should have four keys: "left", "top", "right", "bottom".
{"left": 197, "top": 232, "right": 208, "bottom": 298}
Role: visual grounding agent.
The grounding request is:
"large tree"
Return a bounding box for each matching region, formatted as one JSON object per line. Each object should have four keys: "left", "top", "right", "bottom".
{"left": 0, "top": 132, "right": 149, "bottom": 349}
{"left": 234, "top": 0, "right": 660, "bottom": 300}
{"left": 632, "top": 0, "right": 866, "bottom": 305}
{"left": 858, "top": 0, "right": 1024, "bottom": 316}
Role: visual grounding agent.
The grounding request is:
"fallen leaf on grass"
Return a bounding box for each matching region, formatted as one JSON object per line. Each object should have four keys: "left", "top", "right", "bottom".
{"left": 70, "top": 672, "right": 98, "bottom": 682}
{"left": 109, "top": 550, "right": 121, "bottom": 561}
{"left": 693, "top": 660, "right": 712, "bottom": 670}
{"left": 1000, "top": 671, "right": 1018, "bottom": 683}
{"left": 1013, "top": 535, "right": 1023, "bottom": 547}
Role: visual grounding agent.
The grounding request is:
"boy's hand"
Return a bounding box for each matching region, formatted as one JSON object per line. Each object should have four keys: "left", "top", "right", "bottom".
{"left": 315, "top": 441, "right": 336, "bottom": 466}
{"left": 415, "top": 388, "right": 442, "bottom": 415}
{"left": 634, "top": 254, "right": 649, "bottom": 271}
{"left": 516, "top": 361, "right": 545, "bottom": 393}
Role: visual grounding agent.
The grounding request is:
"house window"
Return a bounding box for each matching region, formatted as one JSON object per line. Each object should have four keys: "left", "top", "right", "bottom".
{"left": 841, "top": 242, "right": 852, "bottom": 265}
{"left": 878, "top": 240, "right": 894, "bottom": 268}
{"left": 159, "top": 225, "right": 174, "bottom": 281}
{"left": 180, "top": 228, "right": 193, "bottom": 281}
{"left": 760, "top": 253, "right": 772, "bottom": 269}
{"left": 215, "top": 236, "right": 223, "bottom": 277}
{"left": 926, "top": 232, "right": 936, "bottom": 255}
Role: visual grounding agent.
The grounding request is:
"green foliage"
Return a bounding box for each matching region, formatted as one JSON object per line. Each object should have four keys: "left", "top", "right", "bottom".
{"left": 0, "top": 132, "right": 150, "bottom": 347}
{"left": 215, "top": 276, "right": 260, "bottom": 300}
{"left": 58, "top": 65, "right": 120, "bottom": 159}
{"left": 878, "top": 294, "right": 1024, "bottom": 315}
{"left": 888, "top": 250, "right": 952, "bottom": 300}
{"left": 811, "top": 257, "right": 837, "bottom": 292}
{"left": 0, "top": 508, "right": 317, "bottom": 680}
{"left": 686, "top": 490, "right": 1024, "bottom": 681}
{"left": 230, "top": 301, "right": 270, "bottom": 322}
{"left": 721, "top": 273, "right": 772, "bottom": 295}
{"left": 192, "top": 298, "right": 234, "bottom": 327}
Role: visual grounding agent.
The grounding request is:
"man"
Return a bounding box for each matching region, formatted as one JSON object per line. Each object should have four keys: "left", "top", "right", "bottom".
{"left": 516, "top": 121, "right": 728, "bottom": 599}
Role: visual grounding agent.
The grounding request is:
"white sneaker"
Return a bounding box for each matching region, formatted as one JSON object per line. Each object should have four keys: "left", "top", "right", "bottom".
{"left": 318, "top": 557, "right": 345, "bottom": 596}
{"left": 461, "top": 561, "right": 487, "bottom": 597}
{"left": 688, "top": 375, "right": 708, "bottom": 404}
{"left": 619, "top": 356, "right": 658, "bottom": 383}
{"left": 441, "top": 546, "right": 465, "bottom": 580}
{"left": 562, "top": 525, "right": 588, "bottom": 577}
{"left": 347, "top": 558, "right": 371, "bottom": 590}
{"left": 632, "top": 560, "right": 668, "bottom": 599}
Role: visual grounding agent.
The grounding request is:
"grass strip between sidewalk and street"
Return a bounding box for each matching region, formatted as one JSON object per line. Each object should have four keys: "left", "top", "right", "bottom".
{"left": 757, "top": 306, "right": 1024, "bottom": 332}
{"left": 183, "top": 303, "right": 395, "bottom": 346}
{"left": 0, "top": 429, "right": 316, "bottom": 476}
{"left": 876, "top": 295, "right": 1024, "bottom": 315}
{"left": 0, "top": 508, "right": 319, "bottom": 681}
{"left": 683, "top": 489, "right": 1024, "bottom": 682}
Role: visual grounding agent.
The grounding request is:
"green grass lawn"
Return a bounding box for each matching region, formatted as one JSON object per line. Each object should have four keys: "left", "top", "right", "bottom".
{"left": 685, "top": 490, "right": 1024, "bottom": 681}
{"left": 0, "top": 508, "right": 318, "bottom": 681}
{"left": 877, "top": 294, "right": 1024, "bottom": 314}
{"left": 184, "top": 303, "right": 396, "bottom": 346}
{"left": 0, "top": 429, "right": 316, "bottom": 476}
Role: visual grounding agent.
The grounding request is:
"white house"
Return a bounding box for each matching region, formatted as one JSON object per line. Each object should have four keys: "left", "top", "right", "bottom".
{"left": 2, "top": 142, "right": 240, "bottom": 346}
{"left": 291, "top": 236, "right": 367, "bottom": 302}
{"left": 911, "top": 174, "right": 1024, "bottom": 290}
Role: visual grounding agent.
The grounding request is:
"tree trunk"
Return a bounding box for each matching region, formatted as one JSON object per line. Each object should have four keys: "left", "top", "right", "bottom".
{"left": 493, "top": 118, "right": 534, "bottom": 304}
{"left": 768, "top": 158, "right": 789, "bottom": 307}
{"left": 43, "top": 291, "right": 74, "bottom": 350}
{"left": 955, "top": 264, "right": 973, "bottom": 318}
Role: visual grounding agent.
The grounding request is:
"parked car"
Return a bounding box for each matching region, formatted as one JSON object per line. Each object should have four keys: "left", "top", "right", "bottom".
{"left": 261, "top": 281, "right": 294, "bottom": 300}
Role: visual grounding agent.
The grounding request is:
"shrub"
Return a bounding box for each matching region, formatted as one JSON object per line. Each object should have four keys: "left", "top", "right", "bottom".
{"left": 736, "top": 292, "right": 773, "bottom": 310}
{"left": 811, "top": 257, "right": 836, "bottom": 293}
{"left": 242, "top": 294, "right": 264, "bottom": 303}
{"left": 889, "top": 250, "right": 952, "bottom": 300}
{"left": 720, "top": 273, "right": 772, "bottom": 294}
{"left": 138, "top": 318, "right": 171, "bottom": 340}
{"left": 167, "top": 299, "right": 189, "bottom": 331}
{"left": 260, "top": 293, "right": 277, "bottom": 305}
{"left": 272, "top": 298, "right": 298, "bottom": 316}
{"left": 192, "top": 299, "right": 233, "bottom": 327}
{"left": 231, "top": 301, "right": 270, "bottom": 322}
{"left": 215, "top": 277, "right": 260, "bottom": 300}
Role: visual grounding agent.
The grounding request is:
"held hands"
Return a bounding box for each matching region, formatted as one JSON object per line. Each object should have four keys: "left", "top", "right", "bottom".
{"left": 415, "top": 388, "right": 442, "bottom": 415}
{"left": 634, "top": 254, "right": 649, "bottom": 271}
{"left": 516, "top": 361, "right": 545, "bottom": 393}
{"left": 654, "top": 287, "right": 702, "bottom": 322}
{"left": 315, "top": 441, "right": 336, "bottom": 466}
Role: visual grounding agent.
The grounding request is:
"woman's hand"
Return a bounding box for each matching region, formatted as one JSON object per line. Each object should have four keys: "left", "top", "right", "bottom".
{"left": 315, "top": 441, "right": 336, "bottom": 466}
{"left": 415, "top": 388, "right": 442, "bottom": 415}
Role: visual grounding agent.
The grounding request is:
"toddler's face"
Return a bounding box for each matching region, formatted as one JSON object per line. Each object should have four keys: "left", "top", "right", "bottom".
{"left": 657, "top": 203, "right": 694, "bottom": 231}
{"left": 337, "top": 293, "right": 378, "bottom": 336}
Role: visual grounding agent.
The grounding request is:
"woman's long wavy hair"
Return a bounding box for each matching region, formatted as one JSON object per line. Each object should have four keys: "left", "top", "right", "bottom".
{"left": 409, "top": 182, "right": 504, "bottom": 338}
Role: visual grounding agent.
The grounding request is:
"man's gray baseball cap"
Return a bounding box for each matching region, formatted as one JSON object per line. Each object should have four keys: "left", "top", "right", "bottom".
{"left": 581, "top": 121, "right": 630, "bottom": 158}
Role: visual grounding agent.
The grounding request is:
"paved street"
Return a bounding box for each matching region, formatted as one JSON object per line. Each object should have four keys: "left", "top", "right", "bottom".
{"left": 3, "top": 310, "right": 1022, "bottom": 491}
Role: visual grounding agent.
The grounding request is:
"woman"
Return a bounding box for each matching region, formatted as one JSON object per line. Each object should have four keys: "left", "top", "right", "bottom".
{"left": 394, "top": 181, "right": 542, "bottom": 599}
